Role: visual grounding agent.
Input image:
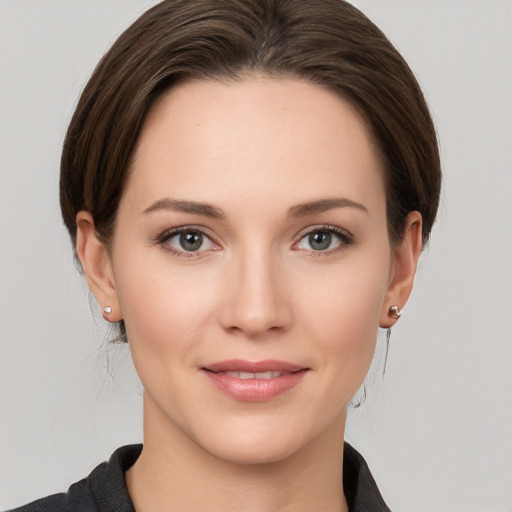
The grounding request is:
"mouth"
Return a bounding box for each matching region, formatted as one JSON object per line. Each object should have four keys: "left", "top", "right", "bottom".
{"left": 203, "top": 359, "right": 306, "bottom": 374}
{"left": 217, "top": 370, "right": 292, "bottom": 379}
{"left": 201, "top": 359, "right": 309, "bottom": 402}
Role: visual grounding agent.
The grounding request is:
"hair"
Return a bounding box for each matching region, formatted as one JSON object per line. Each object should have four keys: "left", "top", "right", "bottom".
{"left": 60, "top": 0, "right": 441, "bottom": 340}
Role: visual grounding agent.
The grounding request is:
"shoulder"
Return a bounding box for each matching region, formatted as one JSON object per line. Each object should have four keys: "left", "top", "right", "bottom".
{"left": 6, "top": 479, "right": 96, "bottom": 512}
{"left": 343, "top": 443, "right": 392, "bottom": 512}
{"left": 7, "top": 445, "right": 142, "bottom": 512}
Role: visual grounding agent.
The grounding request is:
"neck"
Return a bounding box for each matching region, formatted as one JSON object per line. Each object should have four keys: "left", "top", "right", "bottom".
{"left": 126, "top": 395, "right": 349, "bottom": 512}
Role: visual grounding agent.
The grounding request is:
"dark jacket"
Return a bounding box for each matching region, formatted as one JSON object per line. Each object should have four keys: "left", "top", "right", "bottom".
{"left": 8, "top": 443, "right": 391, "bottom": 511}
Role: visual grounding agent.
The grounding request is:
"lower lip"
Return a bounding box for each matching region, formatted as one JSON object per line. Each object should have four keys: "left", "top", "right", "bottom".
{"left": 202, "top": 370, "right": 308, "bottom": 402}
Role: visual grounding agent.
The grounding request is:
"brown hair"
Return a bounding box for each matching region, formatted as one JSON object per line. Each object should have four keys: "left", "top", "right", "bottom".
{"left": 61, "top": 0, "right": 441, "bottom": 248}
{"left": 60, "top": 0, "right": 441, "bottom": 339}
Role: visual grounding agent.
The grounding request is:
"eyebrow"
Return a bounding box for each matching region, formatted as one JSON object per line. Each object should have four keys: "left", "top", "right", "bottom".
{"left": 288, "top": 198, "right": 368, "bottom": 218}
{"left": 143, "top": 198, "right": 226, "bottom": 219}
{"left": 143, "top": 197, "right": 367, "bottom": 220}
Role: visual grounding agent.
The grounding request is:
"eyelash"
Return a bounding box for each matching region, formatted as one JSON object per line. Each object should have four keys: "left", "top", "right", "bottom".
{"left": 155, "top": 226, "right": 220, "bottom": 259}
{"left": 155, "top": 225, "right": 354, "bottom": 259}
{"left": 293, "top": 225, "right": 354, "bottom": 255}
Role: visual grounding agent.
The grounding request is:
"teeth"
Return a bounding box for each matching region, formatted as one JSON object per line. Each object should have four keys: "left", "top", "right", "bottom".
{"left": 255, "top": 371, "right": 273, "bottom": 379}
{"left": 223, "top": 371, "right": 285, "bottom": 379}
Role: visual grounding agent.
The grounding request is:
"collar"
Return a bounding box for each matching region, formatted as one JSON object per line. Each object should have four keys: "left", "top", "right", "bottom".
{"left": 88, "top": 443, "right": 391, "bottom": 512}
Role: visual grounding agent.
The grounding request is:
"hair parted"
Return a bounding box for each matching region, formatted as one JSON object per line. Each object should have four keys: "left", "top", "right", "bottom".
{"left": 60, "top": 0, "right": 441, "bottom": 340}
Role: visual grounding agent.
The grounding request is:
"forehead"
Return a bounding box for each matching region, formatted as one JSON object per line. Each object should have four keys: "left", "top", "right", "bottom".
{"left": 125, "top": 76, "right": 385, "bottom": 215}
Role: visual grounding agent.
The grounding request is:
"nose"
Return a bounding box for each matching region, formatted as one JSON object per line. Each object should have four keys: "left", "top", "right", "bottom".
{"left": 218, "top": 247, "right": 293, "bottom": 338}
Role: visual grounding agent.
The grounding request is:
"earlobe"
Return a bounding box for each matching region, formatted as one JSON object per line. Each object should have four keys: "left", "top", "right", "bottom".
{"left": 380, "top": 211, "right": 423, "bottom": 328}
{"left": 75, "top": 211, "right": 122, "bottom": 322}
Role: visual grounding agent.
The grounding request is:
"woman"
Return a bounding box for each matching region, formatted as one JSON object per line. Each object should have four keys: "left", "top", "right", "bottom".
{"left": 10, "top": 0, "right": 440, "bottom": 510}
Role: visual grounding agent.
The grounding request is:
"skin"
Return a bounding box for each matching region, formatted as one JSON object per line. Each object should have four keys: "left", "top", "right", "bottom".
{"left": 76, "top": 76, "right": 422, "bottom": 512}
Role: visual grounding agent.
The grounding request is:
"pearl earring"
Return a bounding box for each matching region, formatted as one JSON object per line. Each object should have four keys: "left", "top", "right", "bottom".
{"left": 103, "top": 306, "right": 112, "bottom": 315}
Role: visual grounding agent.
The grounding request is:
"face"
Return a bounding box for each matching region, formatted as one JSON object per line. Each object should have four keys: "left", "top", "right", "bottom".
{"left": 95, "top": 77, "right": 402, "bottom": 464}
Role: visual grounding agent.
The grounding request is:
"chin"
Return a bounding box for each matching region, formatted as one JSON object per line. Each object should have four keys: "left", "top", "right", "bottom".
{"left": 189, "top": 411, "right": 336, "bottom": 467}
{"left": 204, "top": 432, "right": 305, "bottom": 466}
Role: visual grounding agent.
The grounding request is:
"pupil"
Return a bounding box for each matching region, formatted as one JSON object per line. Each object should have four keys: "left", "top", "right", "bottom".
{"left": 180, "top": 232, "right": 202, "bottom": 251}
{"left": 309, "top": 231, "right": 331, "bottom": 250}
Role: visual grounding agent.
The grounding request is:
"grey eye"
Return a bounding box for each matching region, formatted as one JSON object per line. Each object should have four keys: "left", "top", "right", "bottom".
{"left": 296, "top": 228, "right": 346, "bottom": 252}
{"left": 308, "top": 231, "right": 332, "bottom": 251}
{"left": 179, "top": 231, "right": 204, "bottom": 251}
{"left": 161, "top": 227, "right": 218, "bottom": 256}
{"left": 164, "top": 229, "right": 215, "bottom": 253}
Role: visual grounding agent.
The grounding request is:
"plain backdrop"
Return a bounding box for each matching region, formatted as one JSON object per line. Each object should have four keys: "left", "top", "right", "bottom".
{"left": 0, "top": 1, "right": 511, "bottom": 510}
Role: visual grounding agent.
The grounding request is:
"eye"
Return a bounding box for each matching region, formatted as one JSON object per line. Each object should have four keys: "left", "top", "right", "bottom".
{"left": 159, "top": 227, "right": 218, "bottom": 256}
{"left": 295, "top": 226, "right": 352, "bottom": 252}
{"left": 173, "top": 231, "right": 207, "bottom": 252}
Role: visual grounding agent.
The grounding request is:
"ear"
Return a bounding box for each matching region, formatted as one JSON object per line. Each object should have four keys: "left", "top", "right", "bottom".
{"left": 75, "top": 211, "right": 122, "bottom": 323}
{"left": 380, "top": 211, "right": 423, "bottom": 328}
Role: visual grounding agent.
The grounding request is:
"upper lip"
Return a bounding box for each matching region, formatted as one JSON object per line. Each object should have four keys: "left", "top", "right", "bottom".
{"left": 202, "top": 359, "right": 307, "bottom": 373}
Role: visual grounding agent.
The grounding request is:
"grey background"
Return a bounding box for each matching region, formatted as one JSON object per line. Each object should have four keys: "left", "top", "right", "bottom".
{"left": 1, "top": 1, "right": 511, "bottom": 510}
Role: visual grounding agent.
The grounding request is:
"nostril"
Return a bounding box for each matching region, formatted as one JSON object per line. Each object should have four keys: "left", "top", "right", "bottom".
{"left": 217, "top": 262, "right": 293, "bottom": 336}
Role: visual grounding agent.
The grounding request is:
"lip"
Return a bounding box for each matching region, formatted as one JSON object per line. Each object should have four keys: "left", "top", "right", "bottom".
{"left": 201, "top": 359, "right": 309, "bottom": 402}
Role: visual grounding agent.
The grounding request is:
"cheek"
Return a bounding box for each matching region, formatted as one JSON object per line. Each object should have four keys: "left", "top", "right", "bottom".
{"left": 298, "top": 257, "right": 388, "bottom": 328}
{"left": 295, "top": 257, "right": 390, "bottom": 379}
{"left": 113, "top": 261, "right": 220, "bottom": 411}
{"left": 113, "top": 253, "right": 217, "bottom": 357}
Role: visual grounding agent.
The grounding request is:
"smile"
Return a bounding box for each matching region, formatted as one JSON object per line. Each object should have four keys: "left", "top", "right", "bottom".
{"left": 221, "top": 371, "right": 289, "bottom": 379}
{"left": 202, "top": 360, "right": 309, "bottom": 402}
